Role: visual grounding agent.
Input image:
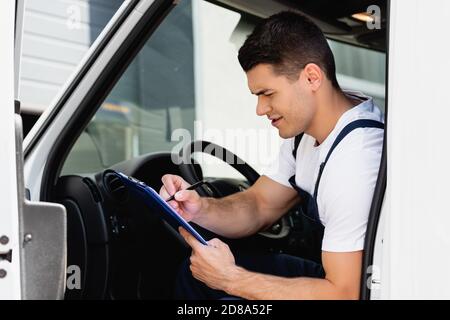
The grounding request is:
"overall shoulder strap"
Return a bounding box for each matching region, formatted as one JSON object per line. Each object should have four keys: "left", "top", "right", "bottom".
{"left": 313, "top": 119, "right": 384, "bottom": 199}
{"left": 292, "top": 133, "right": 304, "bottom": 159}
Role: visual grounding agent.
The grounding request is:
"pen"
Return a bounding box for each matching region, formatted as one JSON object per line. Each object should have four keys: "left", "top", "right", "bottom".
{"left": 165, "top": 180, "right": 206, "bottom": 202}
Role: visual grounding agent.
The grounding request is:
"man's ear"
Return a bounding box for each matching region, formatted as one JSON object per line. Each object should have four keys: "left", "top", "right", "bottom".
{"left": 303, "top": 63, "right": 323, "bottom": 91}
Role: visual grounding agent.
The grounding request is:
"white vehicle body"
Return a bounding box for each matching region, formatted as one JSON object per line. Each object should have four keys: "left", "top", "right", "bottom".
{"left": 376, "top": 0, "right": 450, "bottom": 299}
{"left": 0, "top": 0, "right": 22, "bottom": 300}
{"left": 1, "top": 0, "right": 449, "bottom": 299}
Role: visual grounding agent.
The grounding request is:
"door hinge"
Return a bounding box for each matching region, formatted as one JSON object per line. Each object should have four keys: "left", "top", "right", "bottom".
{"left": 0, "top": 250, "right": 12, "bottom": 263}
{"left": 0, "top": 235, "right": 12, "bottom": 264}
{"left": 15, "top": 99, "right": 21, "bottom": 114}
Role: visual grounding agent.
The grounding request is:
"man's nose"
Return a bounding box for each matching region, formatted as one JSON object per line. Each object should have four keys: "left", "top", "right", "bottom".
{"left": 256, "top": 97, "right": 271, "bottom": 116}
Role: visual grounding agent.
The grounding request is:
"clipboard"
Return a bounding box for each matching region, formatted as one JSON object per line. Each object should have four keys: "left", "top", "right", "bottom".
{"left": 115, "top": 171, "right": 208, "bottom": 245}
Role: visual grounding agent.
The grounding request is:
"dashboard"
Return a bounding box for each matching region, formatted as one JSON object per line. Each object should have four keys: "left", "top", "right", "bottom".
{"left": 53, "top": 151, "right": 316, "bottom": 299}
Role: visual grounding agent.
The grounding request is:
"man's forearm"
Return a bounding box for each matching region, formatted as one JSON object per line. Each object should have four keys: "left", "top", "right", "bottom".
{"left": 224, "top": 267, "right": 359, "bottom": 300}
{"left": 193, "top": 191, "right": 266, "bottom": 238}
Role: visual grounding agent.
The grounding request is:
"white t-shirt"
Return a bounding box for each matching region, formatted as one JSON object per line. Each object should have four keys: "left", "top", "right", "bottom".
{"left": 265, "top": 91, "right": 384, "bottom": 252}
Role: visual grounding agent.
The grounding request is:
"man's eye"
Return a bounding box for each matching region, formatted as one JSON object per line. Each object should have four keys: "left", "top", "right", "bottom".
{"left": 265, "top": 92, "right": 274, "bottom": 97}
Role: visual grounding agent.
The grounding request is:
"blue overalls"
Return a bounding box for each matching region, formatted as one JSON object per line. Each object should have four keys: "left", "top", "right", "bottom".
{"left": 175, "top": 119, "right": 384, "bottom": 300}
{"left": 288, "top": 119, "right": 384, "bottom": 263}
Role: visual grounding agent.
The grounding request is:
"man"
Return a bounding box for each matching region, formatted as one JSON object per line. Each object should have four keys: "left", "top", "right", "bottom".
{"left": 160, "top": 11, "right": 384, "bottom": 299}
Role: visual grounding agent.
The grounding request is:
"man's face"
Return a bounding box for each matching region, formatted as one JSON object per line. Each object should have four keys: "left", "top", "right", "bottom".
{"left": 246, "top": 63, "right": 315, "bottom": 138}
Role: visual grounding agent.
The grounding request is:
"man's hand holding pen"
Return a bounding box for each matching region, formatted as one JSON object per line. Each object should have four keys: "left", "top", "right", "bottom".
{"left": 159, "top": 174, "right": 205, "bottom": 222}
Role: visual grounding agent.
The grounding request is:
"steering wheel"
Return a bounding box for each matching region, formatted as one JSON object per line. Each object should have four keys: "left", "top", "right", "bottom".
{"left": 178, "top": 140, "right": 291, "bottom": 239}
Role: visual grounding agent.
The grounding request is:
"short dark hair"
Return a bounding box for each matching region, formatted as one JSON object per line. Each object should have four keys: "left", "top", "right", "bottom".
{"left": 238, "top": 11, "right": 340, "bottom": 89}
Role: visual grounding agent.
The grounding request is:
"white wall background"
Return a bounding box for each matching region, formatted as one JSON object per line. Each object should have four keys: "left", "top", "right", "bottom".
{"left": 19, "top": 0, "right": 123, "bottom": 114}
{"left": 193, "top": 0, "right": 283, "bottom": 179}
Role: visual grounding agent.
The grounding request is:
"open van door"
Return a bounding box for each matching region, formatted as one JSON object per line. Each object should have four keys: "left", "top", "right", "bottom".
{"left": 18, "top": 0, "right": 175, "bottom": 299}
{"left": 0, "top": 0, "right": 22, "bottom": 300}
{"left": 0, "top": 0, "right": 67, "bottom": 300}
{"left": 1, "top": 0, "right": 175, "bottom": 300}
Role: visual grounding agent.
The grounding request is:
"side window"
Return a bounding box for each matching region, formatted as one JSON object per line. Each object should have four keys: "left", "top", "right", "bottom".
{"left": 330, "top": 40, "right": 386, "bottom": 111}
{"left": 19, "top": 0, "right": 125, "bottom": 119}
{"left": 62, "top": 1, "right": 282, "bottom": 178}
{"left": 62, "top": 0, "right": 196, "bottom": 175}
